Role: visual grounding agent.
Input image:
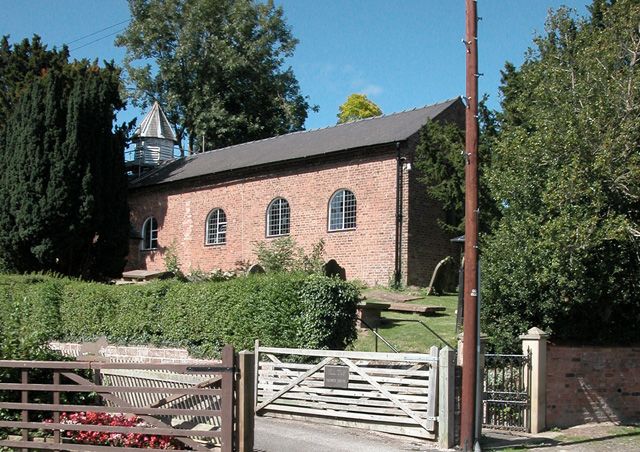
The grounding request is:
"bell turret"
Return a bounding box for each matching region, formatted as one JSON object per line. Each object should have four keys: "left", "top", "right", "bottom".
{"left": 131, "top": 101, "right": 178, "bottom": 167}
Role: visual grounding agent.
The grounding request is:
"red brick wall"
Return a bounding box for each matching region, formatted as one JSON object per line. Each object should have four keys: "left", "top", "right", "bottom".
{"left": 546, "top": 345, "right": 640, "bottom": 427}
{"left": 126, "top": 145, "right": 449, "bottom": 286}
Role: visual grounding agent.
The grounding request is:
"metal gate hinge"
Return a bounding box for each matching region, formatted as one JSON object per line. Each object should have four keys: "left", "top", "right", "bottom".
{"left": 428, "top": 416, "right": 439, "bottom": 421}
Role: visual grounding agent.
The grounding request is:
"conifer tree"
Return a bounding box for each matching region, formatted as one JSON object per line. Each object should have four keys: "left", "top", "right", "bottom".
{"left": 0, "top": 41, "right": 129, "bottom": 278}
{"left": 0, "top": 35, "right": 69, "bottom": 134}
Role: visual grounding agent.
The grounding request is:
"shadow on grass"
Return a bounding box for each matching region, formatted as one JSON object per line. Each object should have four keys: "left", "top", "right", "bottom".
{"left": 378, "top": 317, "right": 455, "bottom": 349}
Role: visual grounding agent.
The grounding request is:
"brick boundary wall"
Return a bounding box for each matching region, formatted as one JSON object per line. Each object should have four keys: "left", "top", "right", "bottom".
{"left": 49, "top": 341, "right": 213, "bottom": 364}
{"left": 546, "top": 345, "right": 640, "bottom": 428}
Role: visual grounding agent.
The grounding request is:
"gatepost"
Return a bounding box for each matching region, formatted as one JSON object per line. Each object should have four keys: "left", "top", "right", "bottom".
{"left": 238, "top": 350, "right": 255, "bottom": 452}
{"left": 438, "top": 346, "right": 455, "bottom": 449}
{"left": 519, "top": 327, "right": 548, "bottom": 434}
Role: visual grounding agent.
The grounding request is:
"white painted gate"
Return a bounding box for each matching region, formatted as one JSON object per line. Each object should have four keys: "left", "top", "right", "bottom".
{"left": 254, "top": 343, "right": 440, "bottom": 439}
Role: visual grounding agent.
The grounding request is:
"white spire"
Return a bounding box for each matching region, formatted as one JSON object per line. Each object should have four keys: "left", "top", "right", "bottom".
{"left": 134, "top": 101, "right": 178, "bottom": 143}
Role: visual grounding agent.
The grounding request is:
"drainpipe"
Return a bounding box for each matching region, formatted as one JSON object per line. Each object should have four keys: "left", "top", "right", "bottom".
{"left": 394, "top": 141, "right": 403, "bottom": 287}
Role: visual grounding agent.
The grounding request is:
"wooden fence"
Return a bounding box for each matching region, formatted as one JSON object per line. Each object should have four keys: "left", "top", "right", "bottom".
{"left": 0, "top": 345, "right": 244, "bottom": 451}
{"left": 254, "top": 342, "right": 442, "bottom": 440}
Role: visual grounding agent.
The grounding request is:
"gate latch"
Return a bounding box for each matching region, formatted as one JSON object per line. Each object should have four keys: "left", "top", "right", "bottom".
{"left": 428, "top": 416, "right": 439, "bottom": 421}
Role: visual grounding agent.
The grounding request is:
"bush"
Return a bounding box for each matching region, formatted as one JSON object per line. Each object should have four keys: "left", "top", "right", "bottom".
{"left": 254, "top": 237, "right": 325, "bottom": 274}
{"left": 0, "top": 273, "right": 360, "bottom": 358}
{"left": 0, "top": 275, "right": 64, "bottom": 360}
{"left": 0, "top": 275, "right": 78, "bottom": 437}
{"left": 297, "top": 275, "right": 360, "bottom": 349}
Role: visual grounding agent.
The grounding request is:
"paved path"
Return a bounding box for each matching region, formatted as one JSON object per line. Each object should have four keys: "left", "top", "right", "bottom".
{"left": 254, "top": 417, "right": 440, "bottom": 452}
{"left": 253, "top": 417, "right": 640, "bottom": 452}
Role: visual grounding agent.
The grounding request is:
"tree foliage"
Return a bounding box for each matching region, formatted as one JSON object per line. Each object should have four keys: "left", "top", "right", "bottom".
{"left": 482, "top": 0, "right": 640, "bottom": 350}
{"left": 336, "top": 93, "right": 382, "bottom": 124}
{"left": 116, "top": 0, "right": 313, "bottom": 155}
{"left": 0, "top": 39, "right": 130, "bottom": 278}
{"left": 414, "top": 100, "right": 501, "bottom": 237}
{"left": 0, "top": 35, "right": 69, "bottom": 135}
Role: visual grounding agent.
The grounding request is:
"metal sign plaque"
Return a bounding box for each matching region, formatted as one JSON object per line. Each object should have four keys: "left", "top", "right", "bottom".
{"left": 324, "top": 365, "right": 349, "bottom": 389}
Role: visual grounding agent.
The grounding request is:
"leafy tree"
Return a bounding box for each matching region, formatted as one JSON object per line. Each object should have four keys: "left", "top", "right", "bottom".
{"left": 414, "top": 99, "right": 501, "bottom": 236}
{"left": 336, "top": 93, "right": 382, "bottom": 124}
{"left": 482, "top": 0, "right": 640, "bottom": 351}
{"left": 116, "top": 0, "right": 313, "bottom": 155}
{"left": 0, "top": 47, "right": 130, "bottom": 278}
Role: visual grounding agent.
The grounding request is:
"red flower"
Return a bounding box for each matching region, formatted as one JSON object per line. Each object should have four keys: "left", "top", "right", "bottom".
{"left": 46, "top": 412, "right": 180, "bottom": 449}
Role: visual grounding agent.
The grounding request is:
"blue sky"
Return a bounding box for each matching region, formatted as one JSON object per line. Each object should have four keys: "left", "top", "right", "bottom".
{"left": 1, "top": 0, "right": 590, "bottom": 131}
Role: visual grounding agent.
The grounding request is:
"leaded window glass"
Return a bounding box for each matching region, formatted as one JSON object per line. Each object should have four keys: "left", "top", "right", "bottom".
{"left": 206, "top": 208, "right": 227, "bottom": 245}
{"left": 267, "top": 198, "right": 290, "bottom": 236}
{"left": 141, "top": 217, "right": 158, "bottom": 250}
{"left": 329, "top": 190, "right": 356, "bottom": 231}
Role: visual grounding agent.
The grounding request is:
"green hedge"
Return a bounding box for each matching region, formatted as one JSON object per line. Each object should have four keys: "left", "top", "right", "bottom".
{"left": 0, "top": 273, "right": 360, "bottom": 358}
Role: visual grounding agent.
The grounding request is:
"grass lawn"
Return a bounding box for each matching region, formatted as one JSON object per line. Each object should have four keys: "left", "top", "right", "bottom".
{"left": 349, "top": 287, "right": 460, "bottom": 353}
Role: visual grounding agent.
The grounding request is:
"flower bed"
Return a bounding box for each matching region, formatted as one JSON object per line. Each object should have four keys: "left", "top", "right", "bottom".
{"left": 48, "top": 412, "right": 180, "bottom": 449}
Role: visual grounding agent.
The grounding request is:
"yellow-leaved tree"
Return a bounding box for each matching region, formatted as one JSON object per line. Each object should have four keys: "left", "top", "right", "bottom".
{"left": 336, "top": 93, "right": 382, "bottom": 124}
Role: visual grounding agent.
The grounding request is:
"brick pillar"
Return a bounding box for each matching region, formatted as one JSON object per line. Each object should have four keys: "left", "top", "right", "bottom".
{"left": 520, "top": 327, "right": 548, "bottom": 433}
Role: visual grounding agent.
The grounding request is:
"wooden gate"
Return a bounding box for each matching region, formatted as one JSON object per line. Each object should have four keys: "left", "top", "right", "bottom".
{"left": 0, "top": 346, "right": 237, "bottom": 451}
{"left": 254, "top": 343, "right": 439, "bottom": 439}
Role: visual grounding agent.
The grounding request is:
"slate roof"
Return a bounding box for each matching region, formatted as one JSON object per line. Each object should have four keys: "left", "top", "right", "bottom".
{"left": 133, "top": 101, "right": 178, "bottom": 143}
{"left": 131, "top": 97, "right": 462, "bottom": 188}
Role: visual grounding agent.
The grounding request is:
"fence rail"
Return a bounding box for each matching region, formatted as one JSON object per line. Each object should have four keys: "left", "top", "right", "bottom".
{"left": 0, "top": 345, "right": 236, "bottom": 451}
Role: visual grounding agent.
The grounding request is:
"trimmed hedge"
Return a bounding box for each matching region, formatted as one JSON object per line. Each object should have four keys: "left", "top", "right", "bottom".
{"left": 0, "top": 273, "right": 360, "bottom": 358}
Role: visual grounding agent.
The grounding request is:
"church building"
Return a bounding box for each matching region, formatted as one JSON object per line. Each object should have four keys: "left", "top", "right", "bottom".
{"left": 126, "top": 98, "right": 464, "bottom": 286}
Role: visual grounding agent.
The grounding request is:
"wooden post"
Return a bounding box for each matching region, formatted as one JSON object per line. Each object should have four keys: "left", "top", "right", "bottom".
{"left": 221, "top": 345, "right": 235, "bottom": 452}
{"left": 520, "top": 327, "right": 548, "bottom": 433}
{"left": 461, "top": 0, "right": 480, "bottom": 448}
{"left": 254, "top": 339, "right": 260, "bottom": 413}
{"left": 53, "top": 370, "right": 61, "bottom": 449}
{"left": 438, "top": 346, "right": 455, "bottom": 450}
{"left": 21, "top": 369, "right": 28, "bottom": 452}
{"left": 426, "top": 346, "right": 439, "bottom": 431}
{"left": 238, "top": 351, "right": 255, "bottom": 452}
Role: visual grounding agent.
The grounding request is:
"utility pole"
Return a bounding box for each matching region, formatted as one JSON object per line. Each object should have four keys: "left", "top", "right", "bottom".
{"left": 460, "top": 0, "right": 479, "bottom": 450}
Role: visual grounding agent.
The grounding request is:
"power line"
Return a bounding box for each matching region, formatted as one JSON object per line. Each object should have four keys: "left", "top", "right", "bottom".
{"left": 70, "top": 28, "right": 127, "bottom": 52}
{"left": 66, "top": 19, "right": 130, "bottom": 45}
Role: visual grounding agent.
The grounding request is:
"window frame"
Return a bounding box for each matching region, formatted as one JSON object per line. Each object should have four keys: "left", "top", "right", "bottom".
{"left": 205, "top": 208, "right": 227, "bottom": 246}
{"left": 141, "top": 216, "right": 158, "bottom": 250}
{"left": 266, "top": 197, "right": 291, "bottom": 237}
{"left": 328, "top": 189, "right": 357, "bottom": 232}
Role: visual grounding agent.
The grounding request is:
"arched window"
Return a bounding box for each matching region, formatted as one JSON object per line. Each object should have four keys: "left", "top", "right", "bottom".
{"left": 141, "top": 217, "right": 158, "bottom": 250}
{"left": 266, "top": 197, "right": 290, "bottom": 237}
{"left": 206, "top": 208, "right": 227, "bottom": 245}
{"left": 328, "top": 189, "right": 356, "bottom": 231}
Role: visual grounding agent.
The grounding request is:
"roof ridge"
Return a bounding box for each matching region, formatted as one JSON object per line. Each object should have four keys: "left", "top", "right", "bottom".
{"left": 193, "top": 97, "right": 459, "bottom": 157}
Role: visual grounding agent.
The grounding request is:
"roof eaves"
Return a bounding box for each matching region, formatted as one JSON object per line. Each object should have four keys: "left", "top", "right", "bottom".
{"left": 129, "top": 139, "right": 406, "bottom": 191}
